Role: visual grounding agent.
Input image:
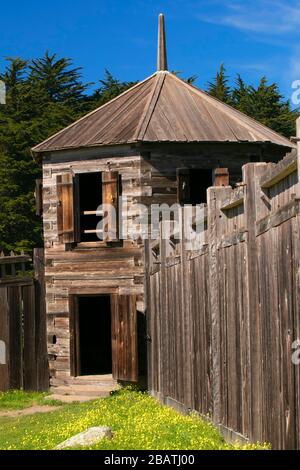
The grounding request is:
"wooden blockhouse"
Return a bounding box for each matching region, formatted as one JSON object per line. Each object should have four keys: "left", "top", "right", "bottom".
{"left": 32, "top": 15, "right": 294, "bottom": 389}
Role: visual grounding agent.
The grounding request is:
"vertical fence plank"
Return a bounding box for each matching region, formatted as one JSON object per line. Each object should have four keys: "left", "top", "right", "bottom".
{"left": 243, "top": 163, "right": 267, "bottom": 442}
{"left": 293, "top": 213, "right": 300, "bottom": 449}
{"left": 181, "top": 211, "right": 193, "bottom": 409}
{"left": 207, "top": 187, "right": 222, "bottom": 424}
{"left": 34, "top": 248, "right": 49, "bottom": 391}
{"left": 0, "top": 288, "right": 9, "bottom": 391}
{"left": 23, "top": 283, "right": 37, "bottom": 391}
{"left": 8, "top": 286, "right": 22, "bottom": 389}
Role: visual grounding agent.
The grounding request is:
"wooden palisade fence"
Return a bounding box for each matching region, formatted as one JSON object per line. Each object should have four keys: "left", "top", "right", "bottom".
{"left": 147, "top": 149, "right": 300, "bottom": 449}
{"left": 0, "top": 249, "right": 48, "bottom": 392}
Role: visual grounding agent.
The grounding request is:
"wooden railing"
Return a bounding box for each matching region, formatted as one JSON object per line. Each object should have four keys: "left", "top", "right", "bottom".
{"left": 0, "top": 252, "right": 31, "bottom": 282}
{"left": 0, "top": 249, "right": 48, "bottom": 392}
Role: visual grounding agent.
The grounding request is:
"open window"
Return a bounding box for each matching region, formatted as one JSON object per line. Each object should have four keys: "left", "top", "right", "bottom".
{"left": 177, "top": 169, "right": 213, "bottom": 205}
{"left": 78, "top": 172, "right": 103, "bottom": 242}
{"left": 57, "top": 170, "right": 119, "bottom": 245}
{"left": 177, "top": 168, "right": 229, "bottom": 205}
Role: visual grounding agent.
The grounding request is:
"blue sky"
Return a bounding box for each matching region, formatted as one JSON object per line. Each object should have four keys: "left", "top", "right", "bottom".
{"left": 1, "top": 0, "right": 300, "bottom": 102}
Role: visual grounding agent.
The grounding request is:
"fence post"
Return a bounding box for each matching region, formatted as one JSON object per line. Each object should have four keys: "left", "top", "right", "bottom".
{"left": 243, "top": 162, "right": 268, "bottom": 442}
{"left": 295, "top": 117, "right": 300, "bottom": 448}
{"left": 0, "top": 288, "right": 9, "bottom": 391}
{"left": 297, "top": 117, "right": 300, "bottom": 188}
{"left": 8, "top": 287, "right": 23, "bottom": 389}
{"left": 23, "top": 283, "right": 37, "bottom": 391}
{"left": 207, "top": 184, "right": 233, "bottom": 425}
{"left": 181, "top": 207, "right": 193, "bottom": 410}
{"left": 34, "top": 248, "right": 49, "bottom": 391}
{"left": 159, "top": 220, "right": 170, "bottom": 399}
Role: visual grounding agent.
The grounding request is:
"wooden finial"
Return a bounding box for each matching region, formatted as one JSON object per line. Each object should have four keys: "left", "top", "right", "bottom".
{"left": 157, "top": 14, "right": 168, "bottom": 71}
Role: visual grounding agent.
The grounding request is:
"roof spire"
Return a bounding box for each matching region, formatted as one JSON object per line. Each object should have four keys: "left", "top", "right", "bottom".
{"left": 157, "top": 14, "right": 168, "bottom": 72}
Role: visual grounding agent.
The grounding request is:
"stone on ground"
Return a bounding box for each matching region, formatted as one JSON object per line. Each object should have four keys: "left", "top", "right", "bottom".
{"left": 55, "top": 426, "right": 113, "bottom": 449}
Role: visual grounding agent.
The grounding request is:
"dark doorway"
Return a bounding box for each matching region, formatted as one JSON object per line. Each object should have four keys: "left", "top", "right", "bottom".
{"left": 77, "top": 295, "right": 112, "bottom": 376}
{"left": 189, "top": 169, "right": 213, "bottom": 205}
{"left": 177, "top": 169, "right": 213, "bottom": 205}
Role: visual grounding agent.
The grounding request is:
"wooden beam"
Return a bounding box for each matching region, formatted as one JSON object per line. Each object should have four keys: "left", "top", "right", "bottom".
{"left": 221, "top": 185, "right": 245, "bottom": 211}
{"left": 214, "top": 168, "right": 230, "bottom": 187}
{"left": 256, "top": 198, "right": 300, "bottom": 236}
{"left": 260, "top": 151, "right": 297, "bottom": 189}
{"left": 297, "top": 117, "right": 300, "bottom": 190}
{"left": 0, "top": 254, "right": 31, "bottom": 265}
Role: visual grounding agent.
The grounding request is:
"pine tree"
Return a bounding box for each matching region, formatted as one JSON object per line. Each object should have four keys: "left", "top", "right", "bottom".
{"left": 0, "top": 60, "right": 137, "bottom": 252}
{"left": 0, "top": 54, "right": 92, "bottom": 252}
{"left": 88, "top": 70, "right": 136, "bottom": 109}
{"left": 207, "top": 63, "right": 232, "bottom": 104}
{"left": 0, "top": 57, "right": 27, "bottom": 115}
{"left": 207, "top": 66, "right": 298, "bottom": 137}
{"left": 243, "top": 77, "right": 297, "bottom": 137}
{"left": 29, "top": 51, "right": 89, "bottom": 105}
{"left": 231, "top": 75, "right": 250, "bottom": 110}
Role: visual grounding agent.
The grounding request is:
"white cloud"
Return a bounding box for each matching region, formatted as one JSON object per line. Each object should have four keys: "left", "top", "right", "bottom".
{"left": 290, "top": 48, "right": 300, "bottom": 76}
{"left": 231, "top": 62, "right": 272, "bottom": 73}
{"left": 198, "top": 0, "right": 300, "bottom": 35}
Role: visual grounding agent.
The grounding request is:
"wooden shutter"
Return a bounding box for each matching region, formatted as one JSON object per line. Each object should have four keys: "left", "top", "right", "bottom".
{"left": 102, "top": 171, "right": 119, "bottom": 243}
{"left": 213, "top": 168, "right": 229, "bottom": 187}
{"left": 177, "top": 168, "right": 190, "bottom": 205}
{"left": 111, "top": 294, "right": 138, "bottom": 382}
{"left": 57, "top": 173, "right": 77, "bottom": 243}
{"left": 35, "top": 179, "right": 43, "bottom": 217}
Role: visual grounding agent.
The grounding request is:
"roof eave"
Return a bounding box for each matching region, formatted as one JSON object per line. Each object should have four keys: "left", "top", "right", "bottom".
{"left": 32, "top": 138, "right": 296, "bottom": 160}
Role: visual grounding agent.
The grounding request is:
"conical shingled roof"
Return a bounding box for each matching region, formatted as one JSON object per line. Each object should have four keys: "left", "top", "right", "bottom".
{"left": 32, "top": 14, "right": 295, "bottom": 155}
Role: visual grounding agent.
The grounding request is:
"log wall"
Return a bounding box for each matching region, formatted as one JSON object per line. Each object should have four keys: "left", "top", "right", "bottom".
{"left": 42, "top": 154, "right": 146, "bottom": 380}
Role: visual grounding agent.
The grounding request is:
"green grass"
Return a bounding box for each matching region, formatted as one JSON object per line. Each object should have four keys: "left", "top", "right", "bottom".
{"left": 0, "top": 390, "right": 61, "bottom": 410}
{"left": 0, "top": 389, "right": 269, "bottom": 450}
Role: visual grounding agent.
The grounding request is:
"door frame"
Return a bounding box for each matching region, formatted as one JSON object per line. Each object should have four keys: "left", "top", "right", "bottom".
{"left": 69, "top": 289, "right": 117, "bottom": 377}
{"left": 69, "top": 295, "right": 80, "bottom": 377}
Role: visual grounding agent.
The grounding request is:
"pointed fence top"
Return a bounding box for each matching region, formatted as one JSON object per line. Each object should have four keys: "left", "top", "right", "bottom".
{"left": 157, "top": 14, "right": 168, "bottom": 72}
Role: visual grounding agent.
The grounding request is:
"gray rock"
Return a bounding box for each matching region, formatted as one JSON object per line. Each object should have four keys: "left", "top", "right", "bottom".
{"left": 55, "top": 426, "right": 113, "bottom": 449}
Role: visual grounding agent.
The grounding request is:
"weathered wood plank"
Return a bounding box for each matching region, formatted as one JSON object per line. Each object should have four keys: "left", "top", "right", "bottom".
{"left": 0, "top": 288, "right": 9, "bottom": 391}
{"left": 8, "top": 287, "right": 22, "bottom": 389}
{"left": 260, "top": 151, "right": 297, "bottom": 189}
{"left": 23, "top": 284, "right": 37, "bottom": 391}
{"left": 34, "top": 248, "right": 49, "bottom": 391}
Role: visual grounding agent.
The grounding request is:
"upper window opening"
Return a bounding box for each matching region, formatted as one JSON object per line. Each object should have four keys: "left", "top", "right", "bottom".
{"left": 78, "top": 172, "right": 103, "bottom": 242}
{"left": 190, "top": 169, "right": 212, "bottom": 205}
{"left": 57, "top": 170, "right": 120, "bottom": 246}
{"left": 177, "top": 169, "right": 213, "bottom": 205}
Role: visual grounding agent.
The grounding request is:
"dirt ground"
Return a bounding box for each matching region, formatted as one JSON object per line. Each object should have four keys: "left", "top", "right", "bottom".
{"left": 0, "top": 405, "right": 61, "bottom": 418}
